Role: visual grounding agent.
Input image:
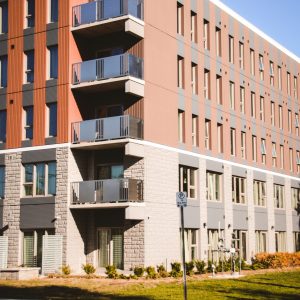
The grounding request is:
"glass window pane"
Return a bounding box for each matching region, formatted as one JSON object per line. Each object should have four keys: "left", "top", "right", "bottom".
{"left": 50, "top": 0, "right": 58, "bottom": 22}
{"left": 0, "top": 110, "right": 7, "bottom": 142}
{"left": 49, "top": 46, "right": 58, "bottom": 79}
{"left": 36, "top": 163, "right": 45, "bottom": 195}
{"left": 48, "top": 162, "right": 56, "bottom": 195}
{"left": 49, "top": 103, "right": 57, "bottom": 136}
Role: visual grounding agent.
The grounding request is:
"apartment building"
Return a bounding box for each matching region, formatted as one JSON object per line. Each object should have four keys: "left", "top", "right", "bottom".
{"left": 0, "top": 0, "right": 299, "bottom": 273}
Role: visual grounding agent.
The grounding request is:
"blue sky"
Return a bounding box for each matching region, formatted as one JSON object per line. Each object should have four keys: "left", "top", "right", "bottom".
{"left": 219, "top": 0, "right": 300, "bottom": 57}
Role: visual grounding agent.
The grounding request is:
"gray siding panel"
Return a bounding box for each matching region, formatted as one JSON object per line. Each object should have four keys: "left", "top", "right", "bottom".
{"left": 0, "top": 93, "right": 6, "bottom": 110}
{"left": 23, "top": 34, "right": 34, "bottom": 51}
{"left": 22, "top": 148, "right": 56, "bottom": 163}
{"left": 292, "top": 211, "right": 300, "bottom": 231}
{"left": 0, "top": 200, "right": 3, "bottom": 229}
{"left": 179, "top": 153, "right": 198, "bottom": 168}
{"left": 0, "top": 154, "right": 4, "bottom": 165}
{"left": 0, "top": 39, "right": 7, "bottom": 55}
{"left": 232, "top": 166, "right": 247, "bottom": 177}
{"left": 184, "top": 203, "right": 200, "bottom": 228}
{"left": 22, "top": 90, "right": 34, "bottom": 106}
{"left": 207, "top": 202, "right": 225, "bottom": 229}
{"left": 255, "top": 207, "right": 268, "bottom": 230}
{"left": 46, "top": 29, "right": 58, "bottom": 46}
{"left": 233, "top": 205, "right": 248, "bottom": 230}
{"left": 206, "top": 160, "right": 223, "bottom": 173}
{"left": 253, "top": 171, "right": 266, "bottom": 182}
{"left": 46, "top": 86, "right": 57, "bottom": 103}
{"left": 273, "top": 176, "right": 285, "bottom": 185}
{"left": 274, "top": 210, "right": 286, "bottom": 231}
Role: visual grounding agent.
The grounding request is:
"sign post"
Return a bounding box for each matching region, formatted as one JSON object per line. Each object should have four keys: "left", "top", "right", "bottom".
{"left": 176, "top": 192, "right": 187, "bottom": 300}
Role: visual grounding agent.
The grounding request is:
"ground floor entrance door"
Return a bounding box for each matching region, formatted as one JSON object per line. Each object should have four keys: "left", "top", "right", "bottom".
{"left": 97, "top": 228, "right": 124, "bottom": 269}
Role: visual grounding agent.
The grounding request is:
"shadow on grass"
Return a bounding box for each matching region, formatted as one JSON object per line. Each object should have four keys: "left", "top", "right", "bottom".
{"left": 0, "top": 285, "right": 150, "bottom": 300}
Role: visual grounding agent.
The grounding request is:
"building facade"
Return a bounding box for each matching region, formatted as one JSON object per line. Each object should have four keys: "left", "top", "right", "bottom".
{"left": 0, "top": 0, "right": 299, "bottom": 273}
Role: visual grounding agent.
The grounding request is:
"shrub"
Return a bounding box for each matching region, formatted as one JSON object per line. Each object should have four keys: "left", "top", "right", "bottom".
{"left": 170, "top": 261, "right": 183, "bottom": 278}
{"left": 194, "top": 260, "right": 206, "bottom": 274}
{"left": 157, "top": 264, "right": 169, "bottom": 278}
{"left": 146, "top": 266, "right": 158, "bottom": 279}
{"left": 252, "top": 252, "right": 300, "bottom": 269}
{"left": 82, "top": 263, "right": 96, "bottom": 275}
{"left": 133, "top": 266, "right": 145, "bottom": 277}
{"left": 185, "top": 261, "right": 195, "bottom": 276}
{"left": 206, "top": 260, "right": 218, "bottom": 274}
{"left": 61, "top": 265, "right": 71, "bottom": 276}
{"left": 105, "top": 265, "right": 119, "bottom": 279}
{"left": 119, "top": 273, "right": 130, "bottom": 280}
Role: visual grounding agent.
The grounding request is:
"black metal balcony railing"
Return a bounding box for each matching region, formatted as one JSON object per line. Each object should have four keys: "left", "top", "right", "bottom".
{"left": 72, "top": 53, "right": 143, "bottom": 85}
{"left": 71, "top": 115, "right": 143, "bottom": 144}
{"left": 73, "top": 0, "right": 144, "bottom": 27}
{"left": 71, "top": 178, "right": 143, "bottom": 204}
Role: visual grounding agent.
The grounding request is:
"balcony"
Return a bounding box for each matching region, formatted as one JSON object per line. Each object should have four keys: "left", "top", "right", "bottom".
{"left": 71, "top": 115, "right": 143, "bottom": 146}
{"left": 71, "top": 178, "right": 143, "bottom": 205}
{"left": 72, "top": 54, "right": 144, "bottom": 97}
{"left": 72, "top": 0, "right": 144, "bottom": 38}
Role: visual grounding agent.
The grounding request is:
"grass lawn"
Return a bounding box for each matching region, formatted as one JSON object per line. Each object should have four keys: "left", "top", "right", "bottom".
{"left": 0, "top": 269, "right": 299, "bottom": 299}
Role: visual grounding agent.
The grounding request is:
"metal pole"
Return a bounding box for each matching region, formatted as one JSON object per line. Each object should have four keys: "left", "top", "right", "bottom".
{"left": 181, "top": 206, "right": 187, "bottom": 300}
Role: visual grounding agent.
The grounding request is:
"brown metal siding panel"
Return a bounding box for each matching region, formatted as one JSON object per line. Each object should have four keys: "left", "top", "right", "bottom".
{"left": 128, "top": 39, "right": 144, "bottom": 58}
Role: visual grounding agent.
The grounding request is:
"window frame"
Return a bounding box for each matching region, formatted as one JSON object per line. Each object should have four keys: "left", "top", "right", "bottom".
{"left": 206, "top": 171, "right": 222, "bottom": 202}
{"left": 274, "top": 183, "right": 285, "bottom": 209}
{"left": 179, "top": 165, "right": 197, "bottom": 199}
{"left": 232, "top": 175, "right": 246, "bottom": 204}
{"left": 253, "top": 180, "right": 266, "bottom": 207}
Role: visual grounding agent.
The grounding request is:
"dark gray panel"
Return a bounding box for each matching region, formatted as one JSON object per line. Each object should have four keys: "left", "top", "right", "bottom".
{"left": 255, "top": 207, "right": 268, "bottom": 230}
{"left": 0, "top": 93, "right": 6, "bottom": 109}
{"left": 46, "top": 86, "right": 57, "bottom": 103}
{"left": 22, "top": 148, "right": 56, "bottom": 163}
{"left": 46, "top": 79, "right": 57, "bottom": 88}
{"left": 232, "top": 166, "right": 247, "bottom": 178}
{"left": 179, "top": 153, "right": 198, "bottom": 168}
{"left": 23, "top": 27, "right": 34, "bottom": 36}
{"left": 21, "top": 140, "right": 32, "bottom": 148}
{"left": 0, "top": 33, "right": 8, "bottom": 43}
{"left": 46, "top": 23, "right": 58, "bottom": 31}
{"left": 274, "top": 211, "right": 286, "bottom": 231}
{"left": 273, "top": 176, "right": 285, "bottom": 185}
{"left": 22, "top": 83, "right": 34, "bottom": 92}
{"left": 0, "top": 154, "right": 4, "bottom": 165}
{"left": 206, "top": 160, "right": 223, "bottom": 173}
{"left": 291, "top": 180, "right": 300, "bottom": 189}
{"left": 0, "top": 199, "right": 3, "bottom": 229}
{"left": 46, "top": 29, "right": 58, "bottom": 46}
{"left": 45, "top": 137, "right": 57, "bottom": 145}
{"left": 233, "top": 205, "right": 248, "bottom": 230}
{"left": 184, "top": 202, "right": 200, "bottom": 228}
{"left": 292, "top": 211, "right": 300, "bottom": 231}
{"left": 0, "top": 86, "right": 6, "bottom": 95}
{"left": 20, "top": 197, "right": 55, "bottom": 229}
{"left": 253, "top": 171, "right": 266, "bottom": 182}
{"left": 22, "top": 90, "right": 34, "bottom": 106}
{"left": 0, "top": 143, "right": 5, "bottom": 150}
{"left": 23, "top": 34, "right": 34, "bottom": 51}
{"left": 0, "top": 39, "right": 7, "bottom": 55}
{"left": 207, "top": 202, "right": 225, "bottom": 229}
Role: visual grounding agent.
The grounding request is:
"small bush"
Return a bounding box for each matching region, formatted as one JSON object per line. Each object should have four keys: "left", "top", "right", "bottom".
{"left": 185, "top": 261, "right": 195, "bottom": 276}
{"left": 105, "top": 265, "right": 119, "bottom": 279}
{"left": 119, "top": 273, "right": 130, "bottom": 280}
{"left": 133, "top": 266, "right": 145, "bottom": 277}
{"left": 157, "top": 264, "right": 169, "bottom": 278}
{"left": 82, "top": 263, "right": 96, "bottom": 275}
{"left": 170, "top": 261, "right": 183, "bottom": 278}
{"left": 194, "top": 260, "right": 206, "bottom": 274}
{"left": 61, "top": 265, "right": 71, "bottom": 276}
{"left": 146, "top": 266, "right": 158, "bottom": 279}
{"left": 129, "top": 274, "right": 138, "bottom": 280}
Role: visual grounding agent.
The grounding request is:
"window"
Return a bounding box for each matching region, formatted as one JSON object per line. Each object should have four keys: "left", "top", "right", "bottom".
{"left": 253, "top": 180, "right": 266, "bottom": 207}
{"left": 23, "top": 162, "right": 56, "bottom": 196}
{"left": 232, "top": 176, "right": 246, "bottom": 204}
{"left": 230, "top": 128, "right": 236, "bottom": 156}
{"left": 0, "top": 110, "right": 6, "bottom": 143}
{"left": 255, "top": 231, "right": 267, "bottom": 253}
{"left": 191, "top": 63, "right": 198, "bottom": 94}
{"left": 47, "top": 45, "right": 58, "bottom": 79}
{"left": 291, "top": 187, "right": 300, "bottom": 210}
{"left": 229, "top": 81, "right": 235, "bottom": 110}
{"left": 272, "top": 142, "right": 277, "bottom": 167}
{"left": 278, "top": 66, "right": 282, "bottom": 90}
{"left": 190, "top": 11, "right": 197, "bottom": 43}
{"left": 178, "top": 110, "right": 184, "bottom": 143}
{"left": 274, "top": 184, "right": 285, "bottom": 209}
{"left": 25, "top": 0, "right": 35, "bottom": 28}
{"left": 205, "top": 119, "right": 211, "bottom": 150}
{"left": 297, "top": 151, "right": 300, "bottom": 174}
{"left": 203, "top": 19, "right": 210, "bottom": 50}
{"left": 48, "top": 0, "right": 58, "bottom": 23}
{"left": 250, "top": 49, "right": 255, "bottom": 75}
{"left": 0, "top": 55, "right": 8, "bottom": 87}
{"left": 0, "top": 1, "right": 8, "bottom": 34}
{"left": 217, "top": 123, "right": 223, "bottom": 153}
{"left": 294, "top": 76, "right": 298, "bottom": 99}
{"left": 206, "top": 171, "right": 222, "bottom": 201}
{"left": 270, "top": 61, "right": 274, "bottom": 86}
{"left": 289, "top": 148, "right": 293, "bottom": 172}
{"left": 24, "top": 50, "right": 34, "bottom": 83}
{"left": 208, "top": 229, "right": 224, "bottom": 261}
{"left": 293, "top": 232, "right": 300, "bottom": 252}
{"left": 240, "top": 86, "right": 245, "bottom": 114}
{"left": 228, "top": 35, "right": 234, "bottom": 63}
{"left": 181, "top": 229, "right": 198, "bottom": 261}
{"left": 0, "top": 166, "right": 4, "bottom": 199}
{"left": 275, "top": 232, "right": 286, "bottom": 252}
{"left": 216, "top": 75, "right": 222, "bottom": 104}
{"left": 215, "top": 27, "right": 221, "bottom": 56}
{"left": 295, "top": 113, "right": 299, "bottom": 136}
{"left": 177, "top": 56, "right": 184, "bottom": 88}
{"left": 259, "top": 55, "right": 264, "bottom": 80}
{"left": 252, "top": 135, "right": 257, "bottom": 162}
{"left": 23, "top": 106, "right": 33, "bottom": 140}
{"left": 279, "top": 105, "right": 283, "bottom": 129}
{"left": 280, "top": 144, "right": 284, "bottom": 169}
{"left": 261, "top": 138, "right": 266, "bottom": 164}
{"left": 251, "top": 92, "right": 256, "bottom": 118}
{"left": 232, "top": 230, "right": 247, "bottom": 260}
{"left": 192, "top": 114, "right": 198, "bottom": 147}
{"left": 288, "top": 110, "right": 292, "bottom": 133}
{"left": 46, "top": 103, "right": 57, "bottom": 137}
{"left": 287, "top": 72, "right": 291, "bottom": 96}
{"left": 270, "top": 101, "right": 275, "bottom": 126}
{"left": 179, "top": 165, "right": 197, "bottom": 199}
{"left": 259, "top": 96, "right": 265, "bottom": 121}
{"left": 241, "top": 131, "right": 246, "bottom": 159}
{"left": 177, "top": 2, "right": 184, "bottom": 35}
{"left": 23, "top": 229, "right": 54, "bottom": 268}
{"left": 239, "top": 42, "right": 244, "bottom": 69}
{"left": 204, "top": 69, "right": 210, "bottom": 99}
